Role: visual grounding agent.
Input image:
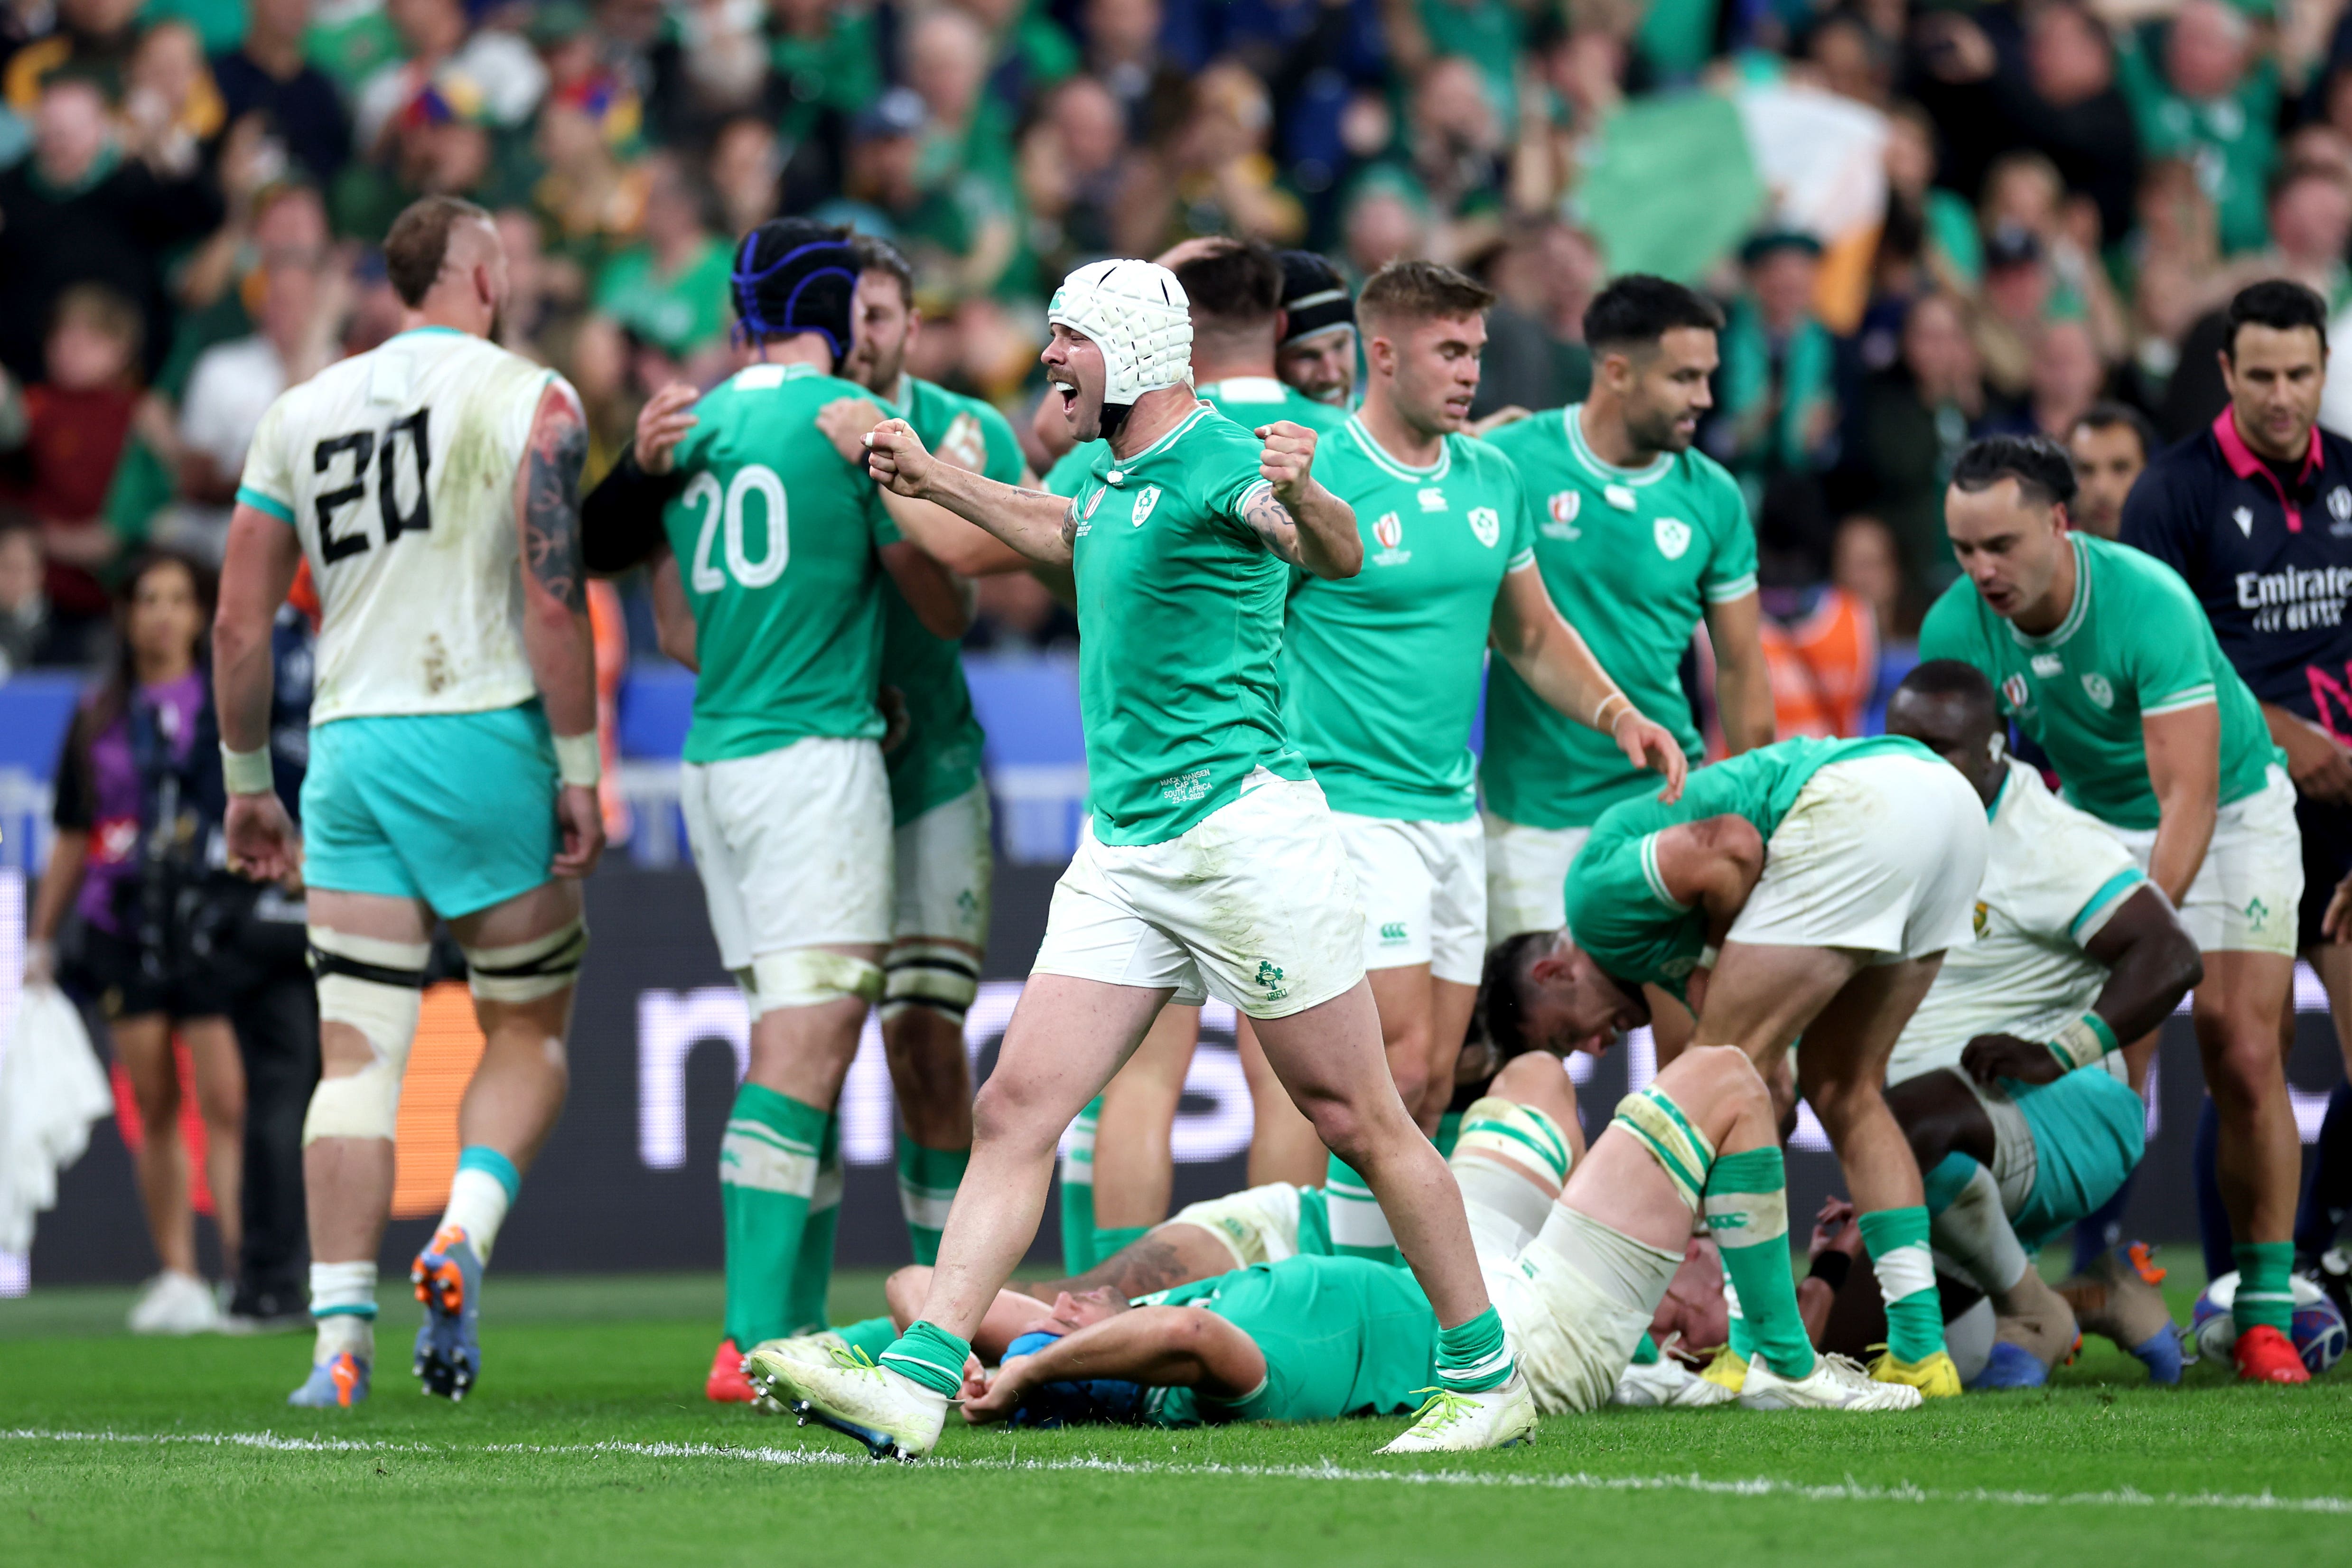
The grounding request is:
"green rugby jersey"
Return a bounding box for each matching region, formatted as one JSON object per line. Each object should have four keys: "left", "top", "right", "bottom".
{"left": 1917, "top": 533, "right": 2280, "bottom": 830}
{"left": 1039, "top": 377, "right": 1343, "bottom": 499}
{"left": 1140, "top": 1257, "right": 1436, "bottom": 1426}
{"left": 662, "top": 361, "right": 899, "bottom": 764}
{"left": 1283, "top": 415, "right": 1532, "bottom": 820}
{"left": 1562, "top": 735, "right": 1935, "bottom": 998}
{"left": 877, "top": 375, "right": 1021, "bottom": 825}
{"left": 1480, "top": 405, "right": 1758, "bottom": 829}
{"left": 1064, "top": 403, "right": 1310, "bottom": 843}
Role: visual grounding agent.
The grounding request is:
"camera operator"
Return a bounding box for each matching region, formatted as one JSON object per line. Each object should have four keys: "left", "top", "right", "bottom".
{"left": 25, "top": 550, "right": 246, "bottom": 1334}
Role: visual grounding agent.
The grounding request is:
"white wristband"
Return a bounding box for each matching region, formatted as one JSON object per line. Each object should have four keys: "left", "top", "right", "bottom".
{"left": 554, "top": 730, "right": 602, "bottom": 790}
{"left": 1593, "top": 691, "right": 1630, "bottom": 729}
{"left": 220, "top": 743, "right": 274, "bottom": 795}
{"left": 1698, "top": 944, "right": 1721, "bottom": 970}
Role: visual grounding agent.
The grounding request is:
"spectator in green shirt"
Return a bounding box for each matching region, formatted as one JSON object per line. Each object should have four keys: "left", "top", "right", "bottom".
{"left": 592, "top": 152, "right": 732, "bottom": 362}
{"left": 2117, "top": 0, "right": 2278, "bottom": 254}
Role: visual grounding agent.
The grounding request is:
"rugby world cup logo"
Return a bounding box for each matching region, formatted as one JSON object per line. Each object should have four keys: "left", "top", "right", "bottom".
{"left": 1374, "top": 511, "right": 1403, "bottom": 550}
{"left": 2001, "top": 673, "right": 2030, "bottom": 709}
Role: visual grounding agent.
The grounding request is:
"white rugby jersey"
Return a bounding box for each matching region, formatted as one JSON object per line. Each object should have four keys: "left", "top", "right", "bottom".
{"left": 1885, "top": 759, "right": 2148, "bottom": 1085}
{"left": 236, "top": 326, "right": 572, "bottom": 724}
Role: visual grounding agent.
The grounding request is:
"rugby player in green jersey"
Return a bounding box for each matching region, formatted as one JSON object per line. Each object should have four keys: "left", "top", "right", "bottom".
{"left": 576, "top": 219, "right": 970, "bottom": 1402}
{"left": 1290, "top": 260, "right": 1688, "bottom": 1268}
{"left": 765, "top": 258, "right": 1536, "bottom": 1458}
{"left": 1479, "top": 278, "right": 1774, "bottom": 1035}
{"left": 1275, "top": 248, "right": 1358, "bottom": 408}
{"left": 1042, "top": 243, "right": 1352, "bottom": 1272}
{"left": 890, "top": 1043, "right": 1902, "bottom": 1425}
{"left": 1489, "top": 730, "right": 1992, "bottom": 1400}
{"left": 815, "top": 235, "right": 1038, "bottom": 1270}
{"left": 1919, "top": 434, "right": 2311, "bottom": 1384}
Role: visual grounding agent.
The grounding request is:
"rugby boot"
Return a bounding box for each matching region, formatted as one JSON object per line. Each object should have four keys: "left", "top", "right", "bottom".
{"left": 2233, "top": 1323, "right": 2311, "bottom": 1385}
{"left": 288, "top": 1351, "right": 370, "bottom": 1409}
{"left": 707, "top": 1338, "right": 757, "bottom": 1403}
{"left": 1973, "top": 1270, "right": 2077, "bottom": 1389}
{"left": 2058, "top": 1243, "right": 2183, "bottom": 1385}
{"left": 1868, "top": 1348, "right": 1963, "bottom": 1398}
{"left": 765, "top": 1345, "right": 948, "bottom": 1460}
{"left": 1740, "top": 1352, "right": 1922, "bottom": 1411}
{"left": 741, "top": 1332, "right": 848, "bottom": 1412}
{"left": 1376, "top": 1370, "right": 1538, "bottom": 1453}
{"left": 1697, "top": 1346, "right": 1748, "bottom": 1396}
{"left": 411, "top": 1225, "right": 484, "bottom": 1400}
{"left": 1613, "top": 1353, "right": 1736, "bottom": 1408}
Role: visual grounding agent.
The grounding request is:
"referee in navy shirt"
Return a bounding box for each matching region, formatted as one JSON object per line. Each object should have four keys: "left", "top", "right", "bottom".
{"left": 2123, "top": 279, "right": 2352, "bottom": 1301}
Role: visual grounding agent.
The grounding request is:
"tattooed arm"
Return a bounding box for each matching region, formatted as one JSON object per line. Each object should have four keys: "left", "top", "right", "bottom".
{"left": 514, "top": 380, "right": 605, "bottom": 876}
{"left": 1246, "top": 420, "right": 1359, "bottom": 579}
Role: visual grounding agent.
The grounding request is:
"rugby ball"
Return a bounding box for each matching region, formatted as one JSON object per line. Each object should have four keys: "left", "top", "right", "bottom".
{"left": 2191, "top": 1271, "right": 2348, "bottom": 1374}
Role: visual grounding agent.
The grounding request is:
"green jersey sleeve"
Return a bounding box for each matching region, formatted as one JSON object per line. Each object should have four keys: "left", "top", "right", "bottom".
{"left": 2118, "top": 567, "right": 2221, "bottom": 715}
{"left": 1561, "top": 823, "right": 1708, "bottom": 997}
{"left": 974, "top": 402, "right": 1026, "bottom": 485}
{"left": 1915, "top": 583, "right": 1989, "bottom": 672}
{"left": 1699, "top": 463, "right": 1758, "bottom": 603}
{"left": 868, "top": 481, "right": 902, "bottom": 546}
{"left": 1495, "top": 448, "right": 1535, "bottom": 571}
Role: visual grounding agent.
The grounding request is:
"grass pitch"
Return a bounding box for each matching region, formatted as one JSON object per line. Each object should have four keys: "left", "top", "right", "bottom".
{"left": 4, "top": 1268, "right": 2347, "bottom": 1568}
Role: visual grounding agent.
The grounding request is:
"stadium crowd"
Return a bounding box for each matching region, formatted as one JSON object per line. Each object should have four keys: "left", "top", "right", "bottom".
{"left": 9, "top": 0, "right": 2352, "bottom": 1453}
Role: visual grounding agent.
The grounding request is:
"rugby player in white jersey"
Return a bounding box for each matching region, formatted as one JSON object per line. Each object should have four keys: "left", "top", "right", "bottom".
{"left": 214, "top": 196, "right": 602, "bottom": 1406}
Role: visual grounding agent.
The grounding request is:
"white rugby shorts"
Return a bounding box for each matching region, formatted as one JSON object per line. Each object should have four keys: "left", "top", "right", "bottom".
{"left": 1730, "top": 751, "right": 1988, "bottom": 962}
{"left": 1333, "top": 811, "right": 1486, "bottom": 984}
{"left": 1031, "top": 771, "right": 1365, "bottom": 1019}
{"left": 680, "top": 736, "right": 893, "bottom": 970}
{"left": 2107, "top": 764, "right": 2302, "bottom": 957}
{"left": 892, "top": 778, "right": 993, "bottom": 949}
{"left": 1480, "top": 812, "right": 1590, "bottom": 944}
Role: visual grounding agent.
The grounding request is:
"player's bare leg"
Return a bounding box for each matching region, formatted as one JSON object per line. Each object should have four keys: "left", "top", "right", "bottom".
{"left": 1092, "top": 1003, "right": 1200, "bottom": 1248}
{"left": 1236, "top": 1017, "right": 1324, "bottom": 1186}
{"left": 881, "top": 979, "right": 975, "bottom": 1267}
{"left": 2193, "top": 949, "right": 2306, "bottom": 1378}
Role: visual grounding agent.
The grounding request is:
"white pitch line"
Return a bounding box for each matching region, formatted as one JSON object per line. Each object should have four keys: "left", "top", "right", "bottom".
{"left": 8, "top": 1428, "right": 2350, "bottom": 1516}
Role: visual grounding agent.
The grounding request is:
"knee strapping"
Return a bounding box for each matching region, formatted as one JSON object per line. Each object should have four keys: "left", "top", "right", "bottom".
{"left": 879, "top": 942, "right": 980, "bottom": 1024}
{"left": 750, "top": 948, "right": 884, "bottom": 1017}
{"left": 304, "top": 928, "right": 429, "bottom": 1144}
{"left": 1611, "top": 1086, "right": 1718, "bottom": 1212}
{"left": 1451, "top": 1096, "right": 1574, "bottom": 1190}
{"left": 465, "top": 918, "right": 588, "bottom": 1003}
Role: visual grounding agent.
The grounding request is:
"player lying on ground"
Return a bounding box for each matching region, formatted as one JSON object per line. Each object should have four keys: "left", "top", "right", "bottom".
{"left": 757, "top": 1047, "right": 1919, "bottom": 1425}
{"left": 1874, "top": 659, "right": 2203, "bottom": 1386}
{"left": 216, "top": 196, "right": 604, "bottom": 1406}
{"left": 1485, "top": 730, "right": 1992, "bottom": 1396}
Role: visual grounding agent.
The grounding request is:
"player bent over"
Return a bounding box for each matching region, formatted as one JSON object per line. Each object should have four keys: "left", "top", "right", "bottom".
{"left": 765, "top": 259, "right": 1534, "bottom": 1458}
{"left": 872, "top": 1048, "right": 1915, "bottom": 1427}
{"left": 1880, "top": 661, "right": 2203, "bottom": 1385}
{"left": 1492, "top": 732, "right": 1991, "bottom": 1397}
{"left": 214, "top": 197, "right": 602, "bottom": 1405}
{"left": 580, "top": 219, "right": 968, "bottom": 1400}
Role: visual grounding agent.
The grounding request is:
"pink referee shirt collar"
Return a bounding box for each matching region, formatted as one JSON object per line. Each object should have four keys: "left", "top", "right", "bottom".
{"left": 2212, "top": 407, "right": 2322, "bottom": 531}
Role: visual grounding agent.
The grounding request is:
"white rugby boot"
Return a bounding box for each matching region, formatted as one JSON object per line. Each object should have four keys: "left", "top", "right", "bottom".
{"left": 1376, "top": 1371, "right": 1538, "bottom": 1453}
{"left": 128, "top": 1270, "right": 220, "bottom": 1335}
{"left": 764, "top": 1343, "right": 948, "bottom": 1461}
{"left": 742, "top": 1332, "right": 849, "bottom": 1413}
{"left": 1613, "top": 1352, "right": 1737, "bottom": 1408}
{"left": 1739, "top": 1351, "right": 1923, "bottom": 1411}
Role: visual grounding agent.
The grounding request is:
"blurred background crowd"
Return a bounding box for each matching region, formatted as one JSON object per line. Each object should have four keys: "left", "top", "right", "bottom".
{"left": 12, "top": 0, "right": 2352, "bottom": 683}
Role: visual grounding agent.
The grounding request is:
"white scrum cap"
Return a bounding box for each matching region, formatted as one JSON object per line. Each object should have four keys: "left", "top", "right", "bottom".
{"left": 1047, "top": 259, "right": 1193, "bottom": 406}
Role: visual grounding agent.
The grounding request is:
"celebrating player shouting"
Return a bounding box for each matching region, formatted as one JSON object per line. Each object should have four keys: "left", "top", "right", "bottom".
{"left": 214, "top": 196, "right": 603, "bottom": 1405}
{"left": 1488, "top": 728, "right": 1991, "bottom": 1399}
{"left": 1286, "top": 259, "right": 1686, "bottom": 1263}
{"left": 767, "top": 258, "right": 1536, "bottom": 1459}
{"left": 1922, "top": 433, "right": 2311, "bottom": 1383}
{"left": 579, "top": 218, "right": 968, "bottom": 1401}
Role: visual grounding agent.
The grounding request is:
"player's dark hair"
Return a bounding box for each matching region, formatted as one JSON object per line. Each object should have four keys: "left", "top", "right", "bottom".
{"left": 1358, "top": 258, "right": 1497, "bottom": 331}
{"left": 2070, "top": 399, "right": 2157, "bottom": 464}
{"left": 1894, "top": 658, "right": 1999, "bottom": 713}
{"left": 2225, "top": 278, "right": 2329, "bottom": 361}
{"left": 1171, "top": 240, "right": 1284, "bottom": 331}
{"left": 850, "top": 233, "right": 917, "bottom": 307}
{"left": 384, "top": 195, "right": 493, "bottom": 308}
{"left": 1951, "top": 433, "right": 2078, "bottom": 510}
{"left": 1475, "top": 933, "right": 1551, "bottom": 1063}
{"left": 1583, "top": 275, "right": 1725, "bottom": 355}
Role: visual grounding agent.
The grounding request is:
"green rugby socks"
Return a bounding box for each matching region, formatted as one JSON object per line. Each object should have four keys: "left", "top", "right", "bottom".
{"left": 833, "top": 1316, "right": 899, "bottom": 1358}
{"left": 1092, "top": 1225, "right": 1149, "bottom": 1264}
{"left": 879, "top": 1320, "right": 970, "bottom": 1398}
{"left": 1434, "top": 1305, "right": 1513, "bottom": 1393}
{"left": 1858, "top": 1205, "right": 1945, "bottom": 1364}
{"left": 2234, "top": 1241, "right": 2295, "bottom": 1333}
{"left": 719, "top": 1083, "right": 831, "bottom": 1349}
{"left": 1327, "top": 1151, "right": 1401, "bottom": 1266}
{"left": 896, "top": 1134, "right": 966, "bottom": 1267}
{"left": 1059, "top": 1099, "right": 1101, "bottom": 1272}
{"left": 1705, "top": 1146, "right": 1814, "bottom": 1380}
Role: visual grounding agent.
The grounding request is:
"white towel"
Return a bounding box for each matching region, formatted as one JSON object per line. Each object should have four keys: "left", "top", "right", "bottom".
{"left": 0, "top": 983, "right": 115, "bottom": 1258}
